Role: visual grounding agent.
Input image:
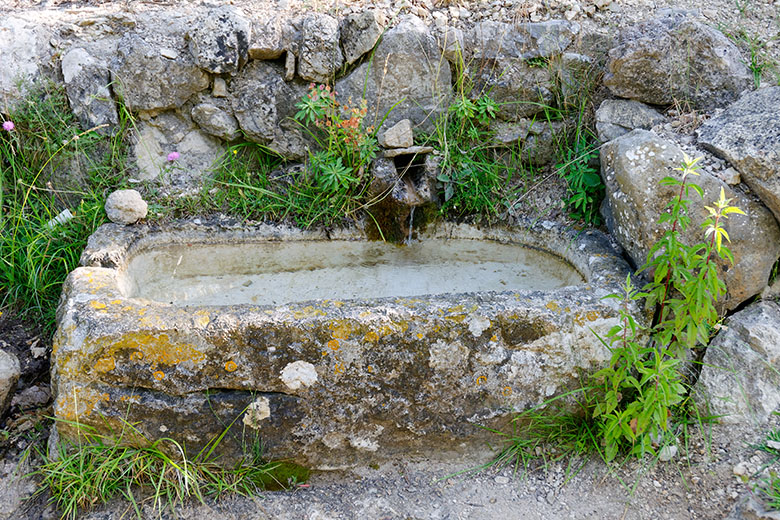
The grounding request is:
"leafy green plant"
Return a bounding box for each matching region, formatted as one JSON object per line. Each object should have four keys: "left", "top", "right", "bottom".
{"left": 555, "top": 130, "right": 602, "bottom": 225}
{"left": 294, "top": 83, "right": 377, "bottom": 195}
{"left": 592, "top": 154, "right": 743, "bottom": 460}
{"left": 493, "top": 154, "right": 742, "bottom": 467}
{"left": 430, "top": 93, "right": 508, "bottom": 215}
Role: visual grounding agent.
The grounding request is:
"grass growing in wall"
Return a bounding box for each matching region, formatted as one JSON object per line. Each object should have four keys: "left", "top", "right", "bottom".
{"left": 0, "top": 81, "right": 133, "bottom": 334}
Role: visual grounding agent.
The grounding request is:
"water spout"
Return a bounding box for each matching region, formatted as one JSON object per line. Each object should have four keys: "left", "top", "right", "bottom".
{"left": 406, "top": 206, "right": 415, "bottom": 245}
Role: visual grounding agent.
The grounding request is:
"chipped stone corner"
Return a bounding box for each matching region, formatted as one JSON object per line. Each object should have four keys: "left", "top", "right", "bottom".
{"left": 242, "top": 396, "right": 272, "bottom": 429}
{"left": 280, "top": 360, "right": 318, "bottom": 391}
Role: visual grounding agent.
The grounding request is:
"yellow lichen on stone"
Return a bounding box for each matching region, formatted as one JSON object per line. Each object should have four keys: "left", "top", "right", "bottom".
{"left": 153, "top": 370, "right": 165, "bottom": 380}
{"left": 194, "top": 311, "right": 210, "bottom": 328}
{"left": 293, "top": 306, "right": 327, "bottom": 319}
{"left": 363, "top": 331, "right": 379, "bottom": 343}
{"left": 329, "top": 321, "right": 354, "bottom": 340}
{"left": 90, "top": 301, "right": 107, "bottom": 310}
{"left": 224, "top": 360, "right": 238, "bottom": 372}
{"left": 546, "top": 301, "right": 560, "bottom": 312}
{"left": 86, "top": 332, "right": 206, "bottom": 372}
{"left": 93, "top": 357, "right": 116, "bottom": 373}
{"left": 56, "top": 386, "right": 109, "bottom": 421}
{"left": 327, "top": 339, "right": 340, "bottom": 351}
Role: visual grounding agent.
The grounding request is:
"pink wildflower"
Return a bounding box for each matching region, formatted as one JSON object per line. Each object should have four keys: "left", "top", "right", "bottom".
{"left": 2, "top": 121, "right": 14, "bottom": 131}
{"left": 167, "top": 151, "right": 180, "bottom": 162}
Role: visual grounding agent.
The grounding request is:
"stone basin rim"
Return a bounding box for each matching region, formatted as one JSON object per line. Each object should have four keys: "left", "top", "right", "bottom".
{"left": 78, "top": 219, "right": 631, "bottom": 307}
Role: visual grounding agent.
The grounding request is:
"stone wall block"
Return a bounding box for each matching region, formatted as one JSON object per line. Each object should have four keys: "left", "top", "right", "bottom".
{"left": 601, "top": 129, "right": 780, "bottom": 310}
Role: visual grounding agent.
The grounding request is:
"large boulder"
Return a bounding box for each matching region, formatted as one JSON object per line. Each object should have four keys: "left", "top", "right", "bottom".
{"left": 297, "top": 14, "right": 343, "bottom": 84}
{"left": 697, "top": 87, "right": 780, "bottom": 224}
{"left": 465, "top": 21, "right": 579, "bottom": 121}
{"left": 230, "top": 61, "right": 309, "bottom": 159}
{"left": 133, "top": 111, "right": 224, "bottom": 185}
{"left": 191, "top": 102, "right": 241, "bottom": 141}
{"left": 695, "top": 300, "right": 780, "bottom": 425}
{"left": 336, "top": 16, "right": 451, "bottom": 134}
{"left": 603, "top": 13, "right": 751, "bottom": 109}
{"left": 112, "top": 32, "right": 210, "bottom": 111}
{"left": 248, "top": 16, "right": 286, "bottom": 60}
{"left": 601, "top": 129, "right": 780, "bottom": 310}
{"left": 0, "top": 350, "right": 20, "bottom": 418}
{"left": 595, "top": 99, "right": 666, "bottom": 143}
{"left": 61, "top": 47, "right": 119, "bottom": 134}
{"left": 0, "top": 17, "right": 47, "bottom": 110}
{"left": 340, "top": 10, "right": 386, "bottom": 66}
{"left": 187, "top": 6, "right": 251, "bottom": 75}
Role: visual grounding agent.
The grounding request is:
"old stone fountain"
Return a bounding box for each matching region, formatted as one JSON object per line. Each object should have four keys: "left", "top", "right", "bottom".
{"left": 52, "top": 219, "right": 631, "bottom": 468}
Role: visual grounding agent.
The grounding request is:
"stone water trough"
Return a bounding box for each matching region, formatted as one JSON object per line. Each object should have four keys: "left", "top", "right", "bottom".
{"left": 52, "top": 220, "right": 631, "bottom": 468}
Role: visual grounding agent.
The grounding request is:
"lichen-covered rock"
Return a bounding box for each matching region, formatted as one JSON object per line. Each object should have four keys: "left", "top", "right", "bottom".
{"left": 491, "top": 119, "right": 565, "bottom": 165}
{"left": 53, "top": 221, "right": 631, "bottom": 468}
{"left": 191, "top": 103, "right": 240, "bottom": 141}
{"left": 465, "top": 21, "right": 578, "bottom": 120}
{"left": 697, "top": 87, "right": 780, "bottom": 224}
{"left": 601, "top": 129, "right": 780, "bottom": 310}
{"left": 104, "top": 189, "right": 147, "bottom": 225}
{"left": 336, "top": 16, "right": 451, "bottom": 134}
{"left": 112, "top": 32, "right": 210, "bottom": 111}
{"left": 133, "top": 111, "right": 224, "bottom": 184}
{"left": 230, "top": 61, "right": 309, "bottom": 159}
{"left": 187, "top": 6, "right": 250, "bottom": 75}
{"left": 0, "top": 17, "right": 46, "bottom": 110}
{"left": 61, "top": 47, "right": 118, "bottom": 134}
{"left": 0, "top": 350, "right": 20, "bottom": 419}
{"left": 379, "top": 119, "right": 414, "bottom": 149}
{"left": 340, "top": 10, "right": 386, "bottom": 66}
{"left": 695, "top": 300, "right": 780, "bottom": 424}
{"left": 603, "top": 13, "right": 751, "bottom": 108}
{"left": 297, "top": 14, "right": 343, "bottom": 84}
{"left": 595, "top": 99, "right": 666, "bottom": 142}
{"left": 248, "top": 16, "right": 286, "bottom": 60}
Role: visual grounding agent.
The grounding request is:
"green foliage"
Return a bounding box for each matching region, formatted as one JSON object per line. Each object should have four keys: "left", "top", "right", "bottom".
{"left": 591, "top": 154, "right": 743, "bottom": 461}
{"left": 0, "top": 81, "right": 132, "bottom": 333}
{"left": 294, "top": 83, "right": 377, "bottom": 195}
{"left": 494, "top": 154, "right": 741, "bottom": 467}
{"left": 430, "top": 93, "right": 509, "bottom": 216}
{"left": 37, "top": 418, "right": 308, "bottom": 520}
{"left": 555, "top": 130, "right": 602, "bottom": 225}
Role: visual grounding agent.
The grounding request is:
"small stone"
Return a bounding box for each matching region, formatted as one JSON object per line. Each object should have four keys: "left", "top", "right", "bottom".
{"left": 284, "top": 51, "right": 295, "bottom": 81}
{"left": 432, "top": 11, "right": 448, "bottom": 27}
{"left": 105, "top": 189, "right": 148, "bottom": 225}
{"left": 212, "top": 77, "right": 228, "bottom": 98}
{"left": 720, "top": 167, "right": 741, "bottom": 185}
{"left": 494, "top": 476, "right": 510, "bottom": 484}
{"left": 0, "top": 350, "right": 20, "bottom": 417}
{"left": 160, "top": 47, "right": 178, "bottom": 59}
{"left": 733, "top": 462, "right": 750, "bottom": 476}
{"left": 658, "top": 445, "right": 678, "bottom": 462}
{"left": 379, "top": 119, "right": 414, "bottom": 148}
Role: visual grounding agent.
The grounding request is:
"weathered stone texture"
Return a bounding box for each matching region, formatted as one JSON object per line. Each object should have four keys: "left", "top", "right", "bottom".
{"left": 697, "top": 87, "right": 780, "bottom": 224}
{"left": 297, "top": 14, "right": 343, "bottom": 84}
{"left": 604, "top": 14, "right": 751, "bottom": 108}
{"left": 0, "top": 17, "right": 45, "bottom": 110}
{"left": 112, "top": 33, "right": 210, "bottom": 111}
{"left": 54, "top": 222, "right": 631, "bottom": 468}
{"left": 595, "top": 99, "right": 666, "bottom": 142}
{"left": 601, "top": 129, "right": 780, "bottom": 310}
{"left": 336, "top": 16, "right": 451, "bottom": 133}
{"left": 61, "top": 47, "right": 118, "bottom": 133}
{"left": 188, "top": 6, "right": 251, "bottom": 75}
{"left": 695, "top": 300, "right": 780, "bottom": 425}
{"left": 230, "top": 61, "right": 309, "bottom": 159}
{"left": 340, "top": 10, "right": 386, "bottom": 65}
{"left": 0, "top": 351, "right": 21, "bottom": 419}
{"left": 104, "top": 189, "right": 148, "bottom": 225}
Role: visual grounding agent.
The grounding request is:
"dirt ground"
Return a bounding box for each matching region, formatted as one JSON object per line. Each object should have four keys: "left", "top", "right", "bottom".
{"left": 1, "top": 0, "right": 779, "bottom": 518}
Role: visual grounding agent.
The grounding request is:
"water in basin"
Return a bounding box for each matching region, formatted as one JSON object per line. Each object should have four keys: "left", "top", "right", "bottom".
{"left": 126, "top": 239, "right": 585, "bottom": 306}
